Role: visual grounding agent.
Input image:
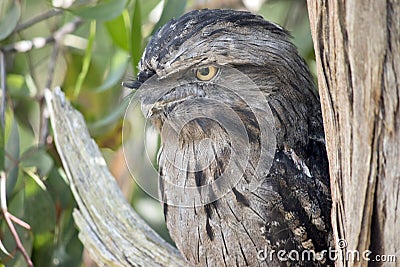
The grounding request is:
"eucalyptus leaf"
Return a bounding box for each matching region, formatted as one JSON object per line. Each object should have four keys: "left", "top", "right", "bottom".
{"left": 31, "top": 232, "right": 54, "bottom": 267}
{"left": 5, "top": 109, "right": 20, "bottom": 197}
{"left": 6, "top": 74, "right": 30, "bottom": 98}
{"left": 72, "top": 0, "right": 128, "bottom": 22}
{"left": 46, "top": 167, "right": 73, "bottom": 209}
{"left": 20, "top": 148, "right": 54, "bottom": 178}
{"left": 88, "top": 99, "right": 129, "bottom": 130}
{"left": 131, "top": 0, "right": 142, "bottom": 74}
{"left": 152, "top": 0, "right": 186, "bottom": 34}
{"left": 52, "top": 211, "right": 83, "bottom": 267}
{"left": 73, "top": 20, "right": 96, "bottom": 98}
{"left": 94, "top": 50, "right": 129, "bottom": 92}
{"left": 0, "top": 240, "right": 10, "bottom": 257}
{"left": 105, "top": 10, "right": 130, "bottom": 51}
{"left": 24, "top": 177, "right": 56, "bottom": 234}
{"left": 141, "top": 0, "right": 161, "bottom": 19}
{"left": 0, "top": 0, "right": 21, "bottom": 40}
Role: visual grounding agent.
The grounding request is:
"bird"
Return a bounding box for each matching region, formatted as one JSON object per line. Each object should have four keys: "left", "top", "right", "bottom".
{"left": 124, "top": 9, "right": 332, "bottom": 267}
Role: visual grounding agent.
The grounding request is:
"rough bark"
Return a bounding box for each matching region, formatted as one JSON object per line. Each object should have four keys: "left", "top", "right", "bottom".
{"left": 307, "top": 1, "right": 400, "bottom": 266}
{"left": 44, "top": 88, "right": 186, "bottom": 267}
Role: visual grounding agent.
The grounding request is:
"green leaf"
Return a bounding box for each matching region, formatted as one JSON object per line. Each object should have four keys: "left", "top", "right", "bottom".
{"left": 94, "top": 50, "right": 129, "bottom": 92}
{"left": 20, "top": 147, "right": 54, "bottom": 179}
{"left": 24, "top": 167, "right": 47, "bottom": 191}
{"left": 88, "top": 99, "right": 128, "bottom": 130}
{"left": 24, "top": 177, "right": 56, "bottom": 234}
{"left": 105, "top": 9, "right": 130, "bottom": 51}
{"left": 72, "top": 0, "right": 128, "bottom": 22}
{"left": 259, "top": 1, "right": 290, "bottom": 26}
{"left": 152, "top": 0, "right": 187, "bottom": 34}
{"left": 130, "top": 0, "right": 142, "bottom": 74}
{"left": 73, "top": 20, "right": 96, "bottom": 99}
{"left": 0, "top": 239, "right": 10, "bottom": 257}
{"left": 0, "top": 0, "right": 21, "bottom": 40}
{"left": 46, "top": 168, "right": 73, "bottom": 209}
{"left": 141, "top": 0, "right": 161, "bottom": 19}
{"left": 31, "top": 232, "right": 54, "bottom": 267}
{"left": 6, "top": 74, "right": 30, "bottom": 98}
{"left": 52, "top": 211, "right": 83, "bottom": 267}
{"left": 32, "top": 167, "right": 81, "bottom": 266}
{"left": 5, "top": 108, "right": 20, "bottom": 197}
{"left": 17, "top": 121, "right": 36, "bottom": 155}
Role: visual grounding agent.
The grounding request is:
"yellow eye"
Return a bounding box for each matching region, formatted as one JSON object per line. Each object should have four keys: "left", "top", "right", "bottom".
{"left": 196, "top": 66, "right": 218, "bottom": 81}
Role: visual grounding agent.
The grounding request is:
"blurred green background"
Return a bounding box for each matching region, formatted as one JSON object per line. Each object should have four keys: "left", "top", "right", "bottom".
{"left": 0, "top": 0, "right": 315, "bottom": 266}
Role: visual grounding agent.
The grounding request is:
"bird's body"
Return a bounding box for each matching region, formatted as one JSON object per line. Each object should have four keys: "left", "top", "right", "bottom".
{"left": 125, "top": 9, "right": 332, "bottom": 266}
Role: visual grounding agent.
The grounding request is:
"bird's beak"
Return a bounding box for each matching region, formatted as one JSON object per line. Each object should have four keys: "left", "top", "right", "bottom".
{"left": 124, "top": 71, "right": 206, "bottom": 119}
{"left": 122, "top": 80, "right": 141, "bottom": 90}
{"left": 122, "top": 69, "right": 156, "bottom": 90}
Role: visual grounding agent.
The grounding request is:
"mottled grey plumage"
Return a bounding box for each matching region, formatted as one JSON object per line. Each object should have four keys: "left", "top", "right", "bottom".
{"left": 125, "top": 9, "right": 332, "bottom": 266}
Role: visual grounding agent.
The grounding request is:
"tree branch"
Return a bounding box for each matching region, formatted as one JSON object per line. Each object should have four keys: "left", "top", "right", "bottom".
{"left": 14, "top": 9, "right": 63, "bottom": 33}
{"left": 44, "top": 88, "right": 186, "bottom": 267}
{"left": 39, "top": 42, "right": 60, "bottom": 145}
{"left": 1, "top": 172, "right": 34, "bottom": 267}
{"left": 1, "top": 18, "right": 83, "bottom": 53}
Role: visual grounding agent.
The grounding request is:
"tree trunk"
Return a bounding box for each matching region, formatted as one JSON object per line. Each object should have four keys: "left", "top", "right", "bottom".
{"left": 307, "top": 1, "right": 400, "bottom": 266}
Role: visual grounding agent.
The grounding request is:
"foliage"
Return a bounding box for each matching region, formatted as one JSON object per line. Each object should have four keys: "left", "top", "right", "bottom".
{"left": 0, "top": 0, "right": 314, "bottom": 266}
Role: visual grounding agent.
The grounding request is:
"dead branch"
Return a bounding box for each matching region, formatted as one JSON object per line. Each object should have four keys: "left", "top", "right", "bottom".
{"left": 44, "top": 88, "right": 186, "bottom": 267}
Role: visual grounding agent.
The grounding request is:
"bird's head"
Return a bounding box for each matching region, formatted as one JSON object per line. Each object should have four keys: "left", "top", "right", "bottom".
{"left": 123, "top": 10, "right": 323, "bottom": 205}
{"left": 124, "top": 9, "right": 320, "bottom": 151}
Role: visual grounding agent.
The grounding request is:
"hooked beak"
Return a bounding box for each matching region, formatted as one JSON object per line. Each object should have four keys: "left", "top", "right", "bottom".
{"left": 122, "top": 69, "right": 156, "bottom": 90}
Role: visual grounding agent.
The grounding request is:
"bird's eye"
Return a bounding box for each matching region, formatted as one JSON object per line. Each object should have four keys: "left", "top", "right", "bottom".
{"left": 196, "top": 66, "right": 218, "bottom": 81}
